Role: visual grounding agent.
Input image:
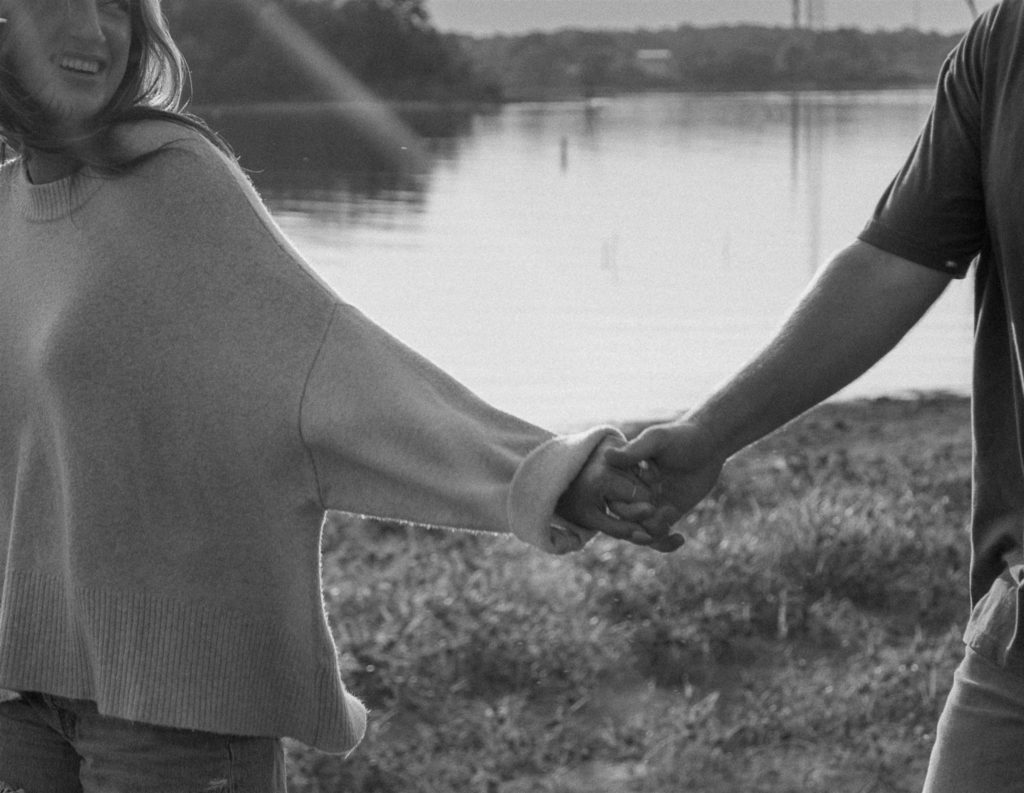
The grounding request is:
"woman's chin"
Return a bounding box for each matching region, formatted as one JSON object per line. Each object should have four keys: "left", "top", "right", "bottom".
{"left": 43, "top": 114, "right": 103, "bottom": 146}
{"left": 36, "top": 95, "right": 103, "bottom": 136}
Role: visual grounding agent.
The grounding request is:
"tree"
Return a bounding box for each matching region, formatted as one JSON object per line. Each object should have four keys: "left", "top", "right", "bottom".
{"left": 162, "top": 0, "right": 499, "bottom": 104}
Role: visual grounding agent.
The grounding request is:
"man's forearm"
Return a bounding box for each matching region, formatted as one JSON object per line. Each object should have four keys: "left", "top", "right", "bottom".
{"left": 685, "top": 240, "right": 953, "bottom": 459}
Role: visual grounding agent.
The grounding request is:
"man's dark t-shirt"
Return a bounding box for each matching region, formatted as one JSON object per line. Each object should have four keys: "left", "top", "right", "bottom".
{"left": 859, "top": 0, "right": 1024, "bottom": 605}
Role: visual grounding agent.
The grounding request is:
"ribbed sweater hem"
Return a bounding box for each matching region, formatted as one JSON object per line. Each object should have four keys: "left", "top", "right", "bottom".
{"left": 0, "top": 569, "right": 366, "bottom": 753}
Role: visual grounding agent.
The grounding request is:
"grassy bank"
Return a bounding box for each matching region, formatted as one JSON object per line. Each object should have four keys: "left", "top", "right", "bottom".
{"left": 288, "top": 392, "right": 972, "bottom": 793}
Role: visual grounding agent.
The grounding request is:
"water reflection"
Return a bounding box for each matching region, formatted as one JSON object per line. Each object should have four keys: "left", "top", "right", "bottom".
{"left": 196, "top": 91, "right": 970, "bottom": 428}
{"left": 791, "top": 93, "right": 825, "bottom": 272}
{"left": 199, "top": 101, "right": 477, "bottom": 212}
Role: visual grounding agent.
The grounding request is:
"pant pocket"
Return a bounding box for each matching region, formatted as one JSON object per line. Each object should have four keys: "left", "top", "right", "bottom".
{"left": 965, "top": 574, "right": 1024, "bottom": 671}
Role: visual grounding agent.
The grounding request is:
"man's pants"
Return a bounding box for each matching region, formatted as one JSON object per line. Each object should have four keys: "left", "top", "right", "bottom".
{"left": 924, "top": 573, "right": 1024, "bottom": 792}
{"left": 0, "top": 692, "right": 287, "bottom": 793}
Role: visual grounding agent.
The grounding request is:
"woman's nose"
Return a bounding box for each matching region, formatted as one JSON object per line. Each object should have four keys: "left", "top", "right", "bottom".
{"left": 64, "top": 0, "right": 105, "bottom": 43}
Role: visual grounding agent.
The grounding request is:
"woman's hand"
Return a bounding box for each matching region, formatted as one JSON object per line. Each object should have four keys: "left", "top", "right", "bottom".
{"left": 557, "top": 437, "right": 685, "bottom": 552}
{"left": 557, "top": 440, "right": 684, "bottom": 553}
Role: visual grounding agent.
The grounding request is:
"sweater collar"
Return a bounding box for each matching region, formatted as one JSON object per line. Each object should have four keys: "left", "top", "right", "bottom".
{"left": 8, "top": 159, "right": 105, "bottom": 221}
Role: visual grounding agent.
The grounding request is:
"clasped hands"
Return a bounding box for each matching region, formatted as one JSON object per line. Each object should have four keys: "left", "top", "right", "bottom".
{"left": 557, "top": 421, "right": 723, "bottom": 553}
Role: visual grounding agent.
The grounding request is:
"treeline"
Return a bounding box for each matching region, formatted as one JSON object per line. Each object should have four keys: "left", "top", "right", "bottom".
{"left": 161, "top": 0, "right": 501, "bottom": 105}
{"left": 458, "top": 25, "right": 966, "bottom": 100}
{"left": 160, "top": 0, "right": 965, "bottom": 106}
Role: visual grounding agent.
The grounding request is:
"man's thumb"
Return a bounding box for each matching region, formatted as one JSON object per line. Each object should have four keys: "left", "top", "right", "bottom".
{"left": 604, "top": 430, "right": 660, "bottom": 469}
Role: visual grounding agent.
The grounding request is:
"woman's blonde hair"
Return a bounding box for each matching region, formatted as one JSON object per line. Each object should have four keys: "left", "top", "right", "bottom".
{"left": 0, "top": 0, "right": 230, "bottom": 167}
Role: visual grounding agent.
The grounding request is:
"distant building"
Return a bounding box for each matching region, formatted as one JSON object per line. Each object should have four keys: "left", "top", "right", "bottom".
{"left": 634, "top": 49, "right": 676, "bottom": 79}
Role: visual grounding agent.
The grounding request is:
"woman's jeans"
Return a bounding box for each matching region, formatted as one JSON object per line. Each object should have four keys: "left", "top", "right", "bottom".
{"left": 924, "top": 571, "right": 1024, "bottom": 792}
{"left": 0, "top": 692, "right": 287, "bottom": 793}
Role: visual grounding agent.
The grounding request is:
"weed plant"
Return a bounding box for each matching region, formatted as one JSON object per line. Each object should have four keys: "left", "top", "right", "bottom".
{"left": 287, "top": 394, "right": 972, "bottom": 792}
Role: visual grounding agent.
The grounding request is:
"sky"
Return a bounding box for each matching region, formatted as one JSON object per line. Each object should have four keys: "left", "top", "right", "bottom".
{"left": 429, "top": 0, "right": 1000, "bottom": 36}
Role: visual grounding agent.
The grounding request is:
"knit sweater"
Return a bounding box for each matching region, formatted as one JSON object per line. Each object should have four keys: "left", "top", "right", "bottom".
{"left": 0, "top": 122, "right": 615, "bottom": 754}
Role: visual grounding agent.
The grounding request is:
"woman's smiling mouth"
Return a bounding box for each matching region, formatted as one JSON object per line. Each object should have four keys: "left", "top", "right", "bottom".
{"left": 59, "top": 55, "right": 102, "bottom": 75}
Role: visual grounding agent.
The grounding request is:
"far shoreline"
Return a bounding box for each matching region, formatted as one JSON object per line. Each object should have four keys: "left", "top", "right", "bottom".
{"left": 611, "top": 389, "right": 971, "bottom": 444}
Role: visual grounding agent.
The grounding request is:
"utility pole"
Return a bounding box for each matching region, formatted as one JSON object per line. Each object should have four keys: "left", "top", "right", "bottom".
{"left": 792, "top": 0, "right": 801, "bottom": 28}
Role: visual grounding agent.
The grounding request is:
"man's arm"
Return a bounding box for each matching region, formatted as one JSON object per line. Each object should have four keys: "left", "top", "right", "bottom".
{"left": 605, "top": 239, "right": 954, "bottom": 520}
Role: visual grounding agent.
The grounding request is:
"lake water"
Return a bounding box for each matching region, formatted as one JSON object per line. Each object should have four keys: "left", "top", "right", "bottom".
{"left": 208, "top": 91, "right": 974, "bottom": 431}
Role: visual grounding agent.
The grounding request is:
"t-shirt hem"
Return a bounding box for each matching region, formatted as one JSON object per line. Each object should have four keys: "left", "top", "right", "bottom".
{"left": 858, "top": 222, "right": 973, "bottom": 279}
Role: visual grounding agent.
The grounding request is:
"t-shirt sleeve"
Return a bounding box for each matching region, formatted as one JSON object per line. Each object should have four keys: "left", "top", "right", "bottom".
{"left": 299, "top": 302, "right": 620, "bottom": 554}
{"left": 857, "top": 13, "right": 992, "bottom": 278}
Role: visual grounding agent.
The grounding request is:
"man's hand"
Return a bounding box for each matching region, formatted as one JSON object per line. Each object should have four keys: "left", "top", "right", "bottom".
{"left": 605, "top": 420, "right": 724, "bottom": 518}
{"left": 556, "top": 437, "right": 685, "bottom": 552}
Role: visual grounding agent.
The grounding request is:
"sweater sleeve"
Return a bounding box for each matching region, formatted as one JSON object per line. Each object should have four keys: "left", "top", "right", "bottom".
{"left": 300, "top": 303, "right": 619, "bottom": 553}
{"left": 108, "top": 119, "right": 615, "bottom": 553}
